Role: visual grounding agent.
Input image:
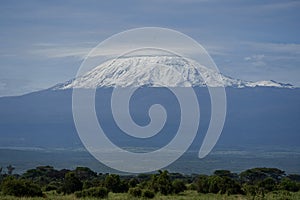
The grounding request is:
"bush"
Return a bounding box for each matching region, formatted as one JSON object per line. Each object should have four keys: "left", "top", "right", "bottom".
{"left": 142, "top": 189, "right": 155, "bottom": 198}
{"left": 104, "top": 174, "right": 128, "bottom": 193}
{"left": 43, "top": 181, "right": 59, "bottom": 191}
{"left": 75, "top": 186, "right": 108, "bottom": 198}
{"left": 243, "top": 183, "right": 258, "bottom": 196}
{"left": 1, "top": 176, "right": 43, "bottom": 197}
{"left": 258, "top": 177, "right": 277, "bottom": 192}
{"left": 187, "top": 183, "right": 197, "bottom": 191}
{"left": 61, "top": 172, "right": 83, "bottom": 194}
{"left": 279, "top": 178, "right": 300, "bottom": 192}
{"left": 150, "top": 170, "right": 173, "bottom": 195}
{"left": 172, "top": 179, "right": 187, "bottom": 194}
{"left": 196, "top": 175, "right": 242, "bottom": 195}
{"left": 196, "top": 175, "right": 209, "bottom": 193}
{"left": 128, "top": 178, "right": 139, "bottom": 188}
{"left": 128, "top": 187, "right": 142, "bottom": 197}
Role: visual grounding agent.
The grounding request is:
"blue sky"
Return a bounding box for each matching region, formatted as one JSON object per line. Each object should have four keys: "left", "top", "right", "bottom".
{"left": 0, "top": 0, "right": 299, "bottom": 96}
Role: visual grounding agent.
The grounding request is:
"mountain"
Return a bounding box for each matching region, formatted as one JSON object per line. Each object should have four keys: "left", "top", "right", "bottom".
{"left": 0, "top": 55, "right": 299, "bottom": 173}
{"left": 53, "top": 56, "right": 293, "bottom": 89}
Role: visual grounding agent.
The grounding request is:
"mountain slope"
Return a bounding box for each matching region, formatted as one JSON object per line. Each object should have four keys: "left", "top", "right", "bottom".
{"left": 53, "top": 56, "right": 293, "bottom": 89}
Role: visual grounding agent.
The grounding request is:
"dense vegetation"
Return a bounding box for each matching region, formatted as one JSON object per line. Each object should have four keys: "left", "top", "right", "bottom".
{"left": 0, "top": 165, "right": 300, "bottom": 199}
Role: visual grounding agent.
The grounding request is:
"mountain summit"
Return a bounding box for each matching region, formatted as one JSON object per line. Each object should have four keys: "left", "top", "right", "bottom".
{"left": 54, "top": 56, "right": 293, "bottom": 89}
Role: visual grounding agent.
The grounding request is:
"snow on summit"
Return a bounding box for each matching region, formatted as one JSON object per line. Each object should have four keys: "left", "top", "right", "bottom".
{"left": 55, "top": 56, "right": 293, "bottom": 89}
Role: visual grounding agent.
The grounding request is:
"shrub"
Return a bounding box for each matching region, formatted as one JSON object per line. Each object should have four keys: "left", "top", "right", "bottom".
{"left": 279, "top": 178, "right": 300, "bottom": 192}
{"left": 172, "top": 179, "right": 187, "bottom": 194}
{"left": 128, "top": 178, "right": 139, "bottom": 188}
{"left": 258, "top": 177, "right": 277, "bottom": 192}
{"left": 243, "top": 183, "right": 258, "bottom": 196}
{"left": 196, "top": 175, "right": 243, "bottom": 195}
{"left": 128, "top": 187, "right": 142, "bottom": 197}
{"left": 104, "top": 174, "right": 128, "bottom": 193}
{"left": 196, "top": 175, "right": 209, "bottom": 193}
{"left": 75, "top": 186, "right": 108, "bottom": 198}
{"left": 187, "top": 183, "right": 197, "bottom": 191}
{"left": 1, "top": 176, "right": 43, "bottom": 197}
{"left": 86, "top": 186, "right": 108, "bottom": 198}
{"left": 43, "top": 181, "right": 59, "bottom": 191}
{"left": 142, "top": 189, "right": 155, "bottom": 198}
{"left": 61, "top": 172, "right": 83, "bottom": 194}
{"left": 150, "top": 170, "right": 173, "bottom": 195}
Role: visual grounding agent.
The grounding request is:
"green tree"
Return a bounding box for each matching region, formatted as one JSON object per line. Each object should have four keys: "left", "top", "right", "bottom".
{"left": 208, "top": 175, "right": 223, "bottom": 193}
{"left": 172, "top": 179, "right": 187, "bottom": 194}
{"left": 142, "top": 189, "right": 155, "bottom": 198}
{"left": 75, "top": 186, "right": 108, "bottom": 198}
{"left": 214, "top": 170, "right": 238, "bottom": 180}
{"left": 128, "top": 177, "right": 139, "bottom": 188}
{"left": 258, "top": 177, "right": 277, "bottom": 193}
{"left": 279, "top": 177, "right": 300, "bottom": 192}
{"left": 104, "top": 174, "right": 128, "bottom": 193}
{"left": 150, "top": 170, "right": 173, "bottom": 195}
{"left": 61, "top": 172, "right": 82, "bottom": 194}
{"left": 196, "top": 175, "right": 209, "bottom": 194}
{"left": 199, "top": 175, "right": 243, "bottom": 195}
{"left": 242, "top": 183, "right": 258, "bottom": 197}
{"left": 1, "top": 176, "right": 43, "bottom": 197}
{"left": 128, "top": 187, "right": 142, "bottom": 197}
{"left": 240, "top": 168, "right": 284, "bottom": 184}
{"left": 74, "top": 167, "right": 97, "bottom": 181}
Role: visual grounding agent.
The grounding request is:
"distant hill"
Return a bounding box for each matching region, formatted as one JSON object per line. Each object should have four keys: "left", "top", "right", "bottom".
{"left": 0, "top": 87, "right": 299, "bottom": 150}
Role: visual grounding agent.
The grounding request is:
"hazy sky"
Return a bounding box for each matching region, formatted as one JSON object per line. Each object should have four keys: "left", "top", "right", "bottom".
{"left": 0, "top": 0, "right": 299, "bottom": 96}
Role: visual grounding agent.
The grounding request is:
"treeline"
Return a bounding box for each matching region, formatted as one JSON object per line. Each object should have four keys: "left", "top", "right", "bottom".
{"left": 0, "top": 166, "right": 300, "bottom": 198}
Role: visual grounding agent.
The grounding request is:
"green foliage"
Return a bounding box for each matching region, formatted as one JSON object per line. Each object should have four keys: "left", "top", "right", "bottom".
{"left": 214, "top": 169, "right": 231, "bottom": 176}
{"left": 142, "top": 189, "right": 155, "bottom": 198}
{"left": 128, "top": 177, "right": 139, "bottom": 188}
{"left": 196, "top": 175, "right": 209, "bottom": 193}
{"left": 74, "top": 167, "right": 97, "bottom": 181}
{"left": 220, "top": 177, "right": 243, "bottom": 195}
{"left": 240, "top": 167, "right": 285, "bottom": 184}
{"left": 196, "top": 175, "right": 242, "bottom": 195}
{"left": 60, "top": 172, "right": 83, "bottom": 194}
{"left": 279, "top": 177, "right": 300, "bottom": 192}
{"left": 172, "top": 179, "right": 187, "bottom": 194}
{"left": 0, "top": 176, "right": 43, "bottom": 197}
{"left": 187, "top": 182, "right": 198, "bottom": 191}
{"left": 242, "top": 183, "right": 258, "bottom": 196}
{"left": 150, "top": 170, "right": 173, "bottom": 195}
{"left": 22, "top": 165, "right": 69, "bottom": 188}
{"left": 207, "top": 175, "right": 223, "bottom": 193}
{"left": 82, "top": 178, "right": 104, "bottom": 190}
{"left": 258, "top": 177, "right": 277, "bottom": 192}
{"left": 43, "top": 181, "right": 60, "bottom": 191}
{"left": 75, "top": 186, "right": 108, "bottom": 198}
{"left": 104, "top": 174, "right": 128, "bottom": 193}
{"left": 128, "top": 187, "right": 142, "bottom": 197}
{"left": 1, "top": 165, "right": 300, "bottom": 199}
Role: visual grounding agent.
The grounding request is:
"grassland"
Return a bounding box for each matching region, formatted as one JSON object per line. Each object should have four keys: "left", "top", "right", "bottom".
{"left": 1, "top": 190, "right": 300, "bottom": 200}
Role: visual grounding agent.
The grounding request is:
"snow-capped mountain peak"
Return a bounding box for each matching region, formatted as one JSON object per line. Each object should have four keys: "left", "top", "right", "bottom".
{"left": 54, "top": 56, "right": 293, "bottom": 89}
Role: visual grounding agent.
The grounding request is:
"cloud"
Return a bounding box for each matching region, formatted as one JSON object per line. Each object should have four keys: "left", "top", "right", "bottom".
{"left": 0, "top": 79, "right": 35, "bottom": 97}
{"left": 244, "top": 42, "right": 300, "bottom": 55}
{"left": 244, "top": 54, "right": 266, "bottom": 67}
{"left": 0, "top": 81, "right": 6, "bottom": 90}
{"left": 29, "top": 32, "right": 220, "bottom": 60}
{"left": 29, "top": 43, "right": 95, "bottom": 59}
{"left": 256, "top": 1, "right": 300, "bottom": 11}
